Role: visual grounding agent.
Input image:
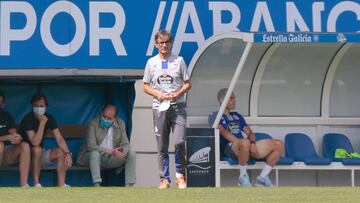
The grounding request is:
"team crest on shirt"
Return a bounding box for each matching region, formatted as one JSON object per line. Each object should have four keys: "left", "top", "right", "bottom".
{"left": 228, "top": 122, "right": 241, "bottom": 134}
{"left": 157, "top": 72, "right": 173, "bottom": 85}
{"left": 226, "top": 114, "right": 234, "bottom": 121}
{"left": 232, "top": 113, "right": 240, "bottom": 120}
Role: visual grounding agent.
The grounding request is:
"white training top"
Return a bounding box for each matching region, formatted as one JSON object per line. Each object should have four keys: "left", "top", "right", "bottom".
{"left": 143, "top": 54, "right": 190, "bottom": 109}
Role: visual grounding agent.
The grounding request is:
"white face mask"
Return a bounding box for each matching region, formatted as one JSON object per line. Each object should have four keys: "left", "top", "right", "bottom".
{"left": 33, "top": 107, "right": 46, "bottom": 116}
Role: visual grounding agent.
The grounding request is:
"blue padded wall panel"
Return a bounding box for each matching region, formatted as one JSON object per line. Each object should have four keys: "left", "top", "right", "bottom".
{"left": 42, "top": 84, "right": 105, "bottom": 125}
{"left": 0, "top": 84, "right": 38, "bottom": 123}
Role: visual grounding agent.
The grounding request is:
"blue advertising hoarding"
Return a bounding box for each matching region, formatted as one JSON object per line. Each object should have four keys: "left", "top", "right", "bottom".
{"left": 0, "top": 0, "right": 359, "bottom": 69}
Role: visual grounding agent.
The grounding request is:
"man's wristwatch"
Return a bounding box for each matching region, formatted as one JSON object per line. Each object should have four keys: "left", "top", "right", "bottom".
{"left": 64, "top": 151, "right": 72, "bottom": 156}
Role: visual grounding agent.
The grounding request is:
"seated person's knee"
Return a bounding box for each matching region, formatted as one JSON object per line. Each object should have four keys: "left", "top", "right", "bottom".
{"left": 19, "top": 142, "right": 30, "bottom": 153}
{"left": 89, "top": 150, "right": 101, "bottom": 158}
{"left": 54, "top": 148, "right": 64, "bottom": 159}
{"left": 236, "top": 139, "right": 250, "bottom": 150}
{"left": 31, "top": 146, "right": 42, "bottom": 157}
{"left": 274, "top": 139, "right": 284, "bottom": 151}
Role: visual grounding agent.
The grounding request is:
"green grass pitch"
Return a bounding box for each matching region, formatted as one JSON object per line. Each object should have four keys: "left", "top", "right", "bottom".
{"left": 1, "top": 187, "right": 360, "bottom": 203}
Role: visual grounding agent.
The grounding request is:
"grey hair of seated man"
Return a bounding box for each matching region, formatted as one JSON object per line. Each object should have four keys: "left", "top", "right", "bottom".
{"left": 217, "top": 88, "right": 234, "bottom": 104}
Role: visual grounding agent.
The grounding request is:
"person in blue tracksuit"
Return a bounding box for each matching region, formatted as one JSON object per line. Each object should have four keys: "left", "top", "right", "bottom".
{"left": 216, "top": 88, "right": 284, "bottom": 187}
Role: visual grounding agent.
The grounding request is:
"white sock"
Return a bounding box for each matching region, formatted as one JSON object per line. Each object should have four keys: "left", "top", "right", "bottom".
{"left": 258, "top": 164, "right": 272, "bottom": 178}
{"left": 175, "top": 172, "right": 184, "bottom": 179}
{"left": 239, "top": 165, "right": 248, "bottom": 177}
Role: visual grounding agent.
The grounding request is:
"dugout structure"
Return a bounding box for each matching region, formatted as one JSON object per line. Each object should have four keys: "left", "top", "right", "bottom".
{"left": 186, "top": 32, "right": 360, "bottom": 186}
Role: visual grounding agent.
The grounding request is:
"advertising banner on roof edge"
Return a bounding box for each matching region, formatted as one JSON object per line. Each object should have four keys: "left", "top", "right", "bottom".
{"left": 0, "top": 0, "right": 359, "bottom": 69}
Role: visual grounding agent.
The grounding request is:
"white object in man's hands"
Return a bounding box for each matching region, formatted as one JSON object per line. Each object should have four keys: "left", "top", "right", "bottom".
{"left": 158, "top": 100, "right": 171, "bottom": 112}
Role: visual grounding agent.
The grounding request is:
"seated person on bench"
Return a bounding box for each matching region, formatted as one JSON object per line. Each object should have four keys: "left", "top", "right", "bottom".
{"left": 77, "top": 104, "right": 136, "bottom": 187}
{"left": 20, "top": 93, "right": 72, "bottom": 187}
{"left": 0, "top": 90, "right": 30, "bottom": 188}
{"left": 215, "top": 88, "right": 284, "bottom": 187}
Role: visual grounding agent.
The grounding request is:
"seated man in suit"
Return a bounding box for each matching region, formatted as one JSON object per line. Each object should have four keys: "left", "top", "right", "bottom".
{"left": 77, "top": 104, "right": 136, "bottom": 187}
{"left": 214, "top": 88, "right": 284, "bottom": 187}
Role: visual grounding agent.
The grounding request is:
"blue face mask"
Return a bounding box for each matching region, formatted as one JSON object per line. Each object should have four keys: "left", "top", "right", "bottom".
{"left": 33, "top": 107, "right": 46, "bottom": 116}
{"left": 100, "top": 117, "right": 113, "bottom": 128}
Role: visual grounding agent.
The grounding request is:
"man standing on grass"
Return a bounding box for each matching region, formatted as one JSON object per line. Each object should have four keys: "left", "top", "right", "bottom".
{"left": 143, "top": 30, "right": 191, "bottom": 189}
